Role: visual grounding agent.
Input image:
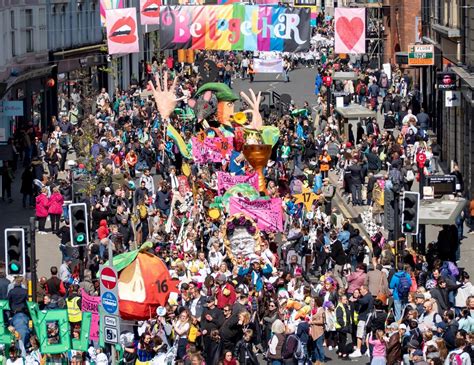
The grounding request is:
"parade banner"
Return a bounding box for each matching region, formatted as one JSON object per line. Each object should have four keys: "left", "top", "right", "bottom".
{"left": 192, "top": 136, "right": 233, "bottom": 164}
{"left": 100, "top": 0, "right": 124, "bottom": 26}
{"left": 106, "top": 8, "right": 140, "bottom": 55}
{"left": 217, "top": 172, "right": 259, "bottom": 195}
{"left": 294, "top": 5, "right": 317, "bottom": 27}
{"left": 81, "top": 288, "right": 101, "bottom": 341}
{"left": 334, "top": 8, "right": 365, "bottom": 54}
{"left": 253, "top": 58, "right": 284, "bottom": 73}
{"left": 140, "top": 0, "right": 161, "bottom": 25}
{"left": 159, "top": 5, "right": 311, "bottom": 52}
{"left": 229, "top": 197, "right": 283, "bottom": 232}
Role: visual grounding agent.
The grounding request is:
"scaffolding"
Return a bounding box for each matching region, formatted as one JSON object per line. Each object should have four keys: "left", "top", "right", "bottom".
{"left": 349, "top": 1, "right": 385, "bottom": 69}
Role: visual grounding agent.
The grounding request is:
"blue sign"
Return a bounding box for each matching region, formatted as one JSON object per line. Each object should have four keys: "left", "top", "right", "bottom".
{"left": 101, "top": 292, "right": 118, "bottom": 314}
{"left": 0, "top": 101, "right": 24, "bottom": 117}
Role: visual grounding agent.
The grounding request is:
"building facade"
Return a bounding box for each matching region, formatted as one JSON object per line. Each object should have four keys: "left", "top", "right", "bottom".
{"left": 421, "top": 0, "right": 474, "bottom": 197}
{"left": 0, "top": 0, "right": 50, "bottom": 135}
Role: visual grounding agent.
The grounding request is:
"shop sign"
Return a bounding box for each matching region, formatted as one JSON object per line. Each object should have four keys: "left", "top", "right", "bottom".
{"left": 437, "top": 72, "right": 457, "bottom": 90}
{"left": 408, "top": 44, "right": 434, "bottom": 66}
{"left": 0, "top": 101, "right": 23, "bottom": 117}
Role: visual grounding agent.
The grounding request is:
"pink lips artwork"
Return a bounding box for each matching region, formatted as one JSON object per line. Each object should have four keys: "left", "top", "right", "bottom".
{"left": 106, "top": 8, "right": 139, "bottom": 55}
{"left": 109, "top": 16, "right": 137, "bottom": 44}
{"left": 140, "top": 0, "right": 161, "bottom": 24}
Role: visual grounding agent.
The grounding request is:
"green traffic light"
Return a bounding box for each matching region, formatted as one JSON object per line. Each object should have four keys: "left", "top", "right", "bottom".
{"left": 9, "top": 263, "right": 19, "bottom": 273}
{"left": 76, "top": 233, "right": 85, "bottom": 243}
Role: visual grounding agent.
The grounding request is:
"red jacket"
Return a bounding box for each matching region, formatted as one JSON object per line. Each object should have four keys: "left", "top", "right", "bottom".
{"left": 48, "top": 192, "right": 64, "bottom": 215}
{"left": 97, "top": 219, "right": 109, "bottom": 240}
{"left": 216, "top": 283, "right": 236, "bottom": 309}
{"left": 35, "top": 193, "right": 50, "bottom": 218}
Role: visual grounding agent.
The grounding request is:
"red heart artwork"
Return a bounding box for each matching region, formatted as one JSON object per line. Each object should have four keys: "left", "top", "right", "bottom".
{"left": 336, "top": 16, "right": 364, "bottom": 51}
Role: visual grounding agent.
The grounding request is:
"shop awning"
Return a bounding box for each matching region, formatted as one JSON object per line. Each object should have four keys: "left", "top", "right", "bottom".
{"left": 4, "top": 64, "right": 57, "bottom": 93}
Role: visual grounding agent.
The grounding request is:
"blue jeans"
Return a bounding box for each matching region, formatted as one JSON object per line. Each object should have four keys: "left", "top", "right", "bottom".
{"left": 394, "top": 299, "right": 405, "bottom": 321}
{"left": 312, "top": 335, "right": 325, "bottom": 362}
{"left": 271, "top": 361, "right": 283, "bottom": 365}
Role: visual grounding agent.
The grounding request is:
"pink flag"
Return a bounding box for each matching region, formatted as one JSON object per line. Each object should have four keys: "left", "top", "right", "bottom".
{"left": 334, "top": 8, "right": 366, "bottom": 54}
{"left": 217, "top": 172, "right": 259, "bottom": 195}
{"left": 229, "top": 197, "right": 283, "bottom": 233}
{"left": 106, "top": 8, "right": 139, "bottom": 55}
{"left": 140, "top": 0, "right": 160, "bottom": 25}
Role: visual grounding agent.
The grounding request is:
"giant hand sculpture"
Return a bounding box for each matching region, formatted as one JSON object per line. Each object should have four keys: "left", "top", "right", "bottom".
{"left": 148, "top": 72, "right": 179, "bottom": 120}
{"left": 240, "top": 89, "right": 263, "bottom": 130}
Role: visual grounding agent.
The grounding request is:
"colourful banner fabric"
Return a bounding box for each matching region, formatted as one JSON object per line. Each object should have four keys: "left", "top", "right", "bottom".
{"left": 294, "top": 5, "right": 317, "bottom": 27}
{"left": 253, "top": 58, "right": 283, "bottom": 73}
{"left": 140, "top": 0, "right": 161, "bottom": 25}
{"left": 229, "top": 197, "right": 283, "bottom": 232}
{"left": 100, "top": 0, "right": 124, "bottom": 26}
{"left": 106, "top": 8, "right": 140, "bottom": 55}
{"left": 217, "top": 172, "right": 259, "bottom": 195}
{"left": 218, "top": 0, "right": 240, "bottom": 4}
{"left": 192, "top": 136, "right": 233, "bottom": 164}
{"left": 334, "top": 8, "right": 366, "bottom": 54}
{"left": 159, "top": 5, "right": 311, "bottom": 52}
{"left": 80, "top": 288, "right": 100, "bottom": 341}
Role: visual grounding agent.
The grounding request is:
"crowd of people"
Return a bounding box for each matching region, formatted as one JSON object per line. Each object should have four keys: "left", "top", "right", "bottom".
{"left": 0, "top": 10, "right": 472, "bottom": 365}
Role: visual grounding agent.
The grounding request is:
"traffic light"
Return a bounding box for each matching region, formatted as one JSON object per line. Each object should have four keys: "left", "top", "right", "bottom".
{"left": 401, "top": 192, "right": 420, "bottom": 235}
{"left": 4, "top": 228, "right": 26, "bottom": 276}
{"left": 69, "top": 203, "right": 89, "bottom": 246}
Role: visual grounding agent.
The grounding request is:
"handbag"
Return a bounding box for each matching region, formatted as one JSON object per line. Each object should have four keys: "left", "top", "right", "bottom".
{"left": 375, "top": 273, "right": 388, "bottom": 305}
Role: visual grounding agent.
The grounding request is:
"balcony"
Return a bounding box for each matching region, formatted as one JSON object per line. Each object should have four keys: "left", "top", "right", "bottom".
{"left": 432, "top": 23, "right": 461, "bottom": 38}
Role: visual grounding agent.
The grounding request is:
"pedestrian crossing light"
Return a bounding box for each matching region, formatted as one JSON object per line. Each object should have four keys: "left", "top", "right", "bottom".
{"left": 69, "top": 203, "right": 89, "bottom": 246}
{"left": 4, "top": 228, "right": 26, "bottom": 276}
{"left": 401, "top": 192, "right": 420, "bottom": 235}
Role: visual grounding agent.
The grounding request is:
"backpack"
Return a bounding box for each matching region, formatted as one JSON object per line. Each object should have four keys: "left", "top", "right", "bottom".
{"left": 397, "top": 274, "right": 411, "bottom": 298}
{"left": 406, "top": 169, "right": 415, "bottom": 182}
{"left": 282, "top": 334, "right": 304, "bottom": 360}
{"left": 138, "top": 204, "right": 148, "bottom": 219}
{"left": 442, "top": 261, "right": 459, "bottom": 278}
{"left": 449, "top": 352, "right": 464, "bottom": 365}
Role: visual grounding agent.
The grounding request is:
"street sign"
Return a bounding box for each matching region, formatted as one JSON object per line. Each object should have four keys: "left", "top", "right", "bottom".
{"left": 426, "top": 175, "right": 457, "bottom": 197}
{"left": 104, "top": 326, "right": 118, "bottom": 344}
{"left": 103, "top": 314, "right": 121, "bottom": 345}
{"left": 100, "top": 267, "right": 118, "bottom": 290}
{"left": 99, "top": 265, "right": 119, "bottom": 316}
{"left": 101, "top": 291, "right": 118, "bottom": 315}
{"left": 408, "top": 44, "right": 434, "bottom": 66}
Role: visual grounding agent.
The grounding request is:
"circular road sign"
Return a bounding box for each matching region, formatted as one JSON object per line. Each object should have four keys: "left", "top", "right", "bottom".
{"left": 102, "top": 292, "right": 118, "bottom": 314}
{"left": 100, "top": 267, "right": 118, "bottom": 290}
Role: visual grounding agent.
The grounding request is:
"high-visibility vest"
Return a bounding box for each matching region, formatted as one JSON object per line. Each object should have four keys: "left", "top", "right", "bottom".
{"left": 67, "top": 297, "right": 82, "bottom": 323}
{"left": 335, "top": 302, "right": 347, "bottom": 329}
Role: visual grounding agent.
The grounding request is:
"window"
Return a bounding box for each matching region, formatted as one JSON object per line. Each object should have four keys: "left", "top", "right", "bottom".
{"left": 11, "top": 31, "right": 16, "bottom": 57}
{"left": 10, "top": 10, "right": 15, "bottom": 28}
{"left": 26, "top": 29, "right": 33, "bottom": 52}
{"left": 25, "top": 9, "right": 33, "bottom": 27}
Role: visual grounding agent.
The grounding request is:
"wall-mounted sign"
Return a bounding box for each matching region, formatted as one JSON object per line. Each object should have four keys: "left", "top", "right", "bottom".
{"left": 0, "top": 101, "right": 24, "bottom": 117}
{"left": 437, "top": 72, "right": 457, "bottom": 90}
{"left": 408, "top": 44, "right": 434, "bottom": 66}
{"left": 445, "top": 91, "right": 461, "bottom": 107}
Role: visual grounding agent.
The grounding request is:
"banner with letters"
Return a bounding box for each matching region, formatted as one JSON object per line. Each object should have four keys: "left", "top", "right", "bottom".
{"left": 106, "top": 8, "right": 140, "bottom": 55}
{"left": 192, "top": 136, "right": 234, "bottom": 164}
{"left": 81, "top": 288, "right": 100, "bottom": 341}
{"left": 253, "top": 58, "right": 284, "bottom": 73}
{"left": 229, "top": 197, "right": 283, "bottom": 232}
{"left": 159, "top": 4, "right": 311, "bottom": 52}
{"left": 217, "top": 172, "right": 259, "bottom": 195}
